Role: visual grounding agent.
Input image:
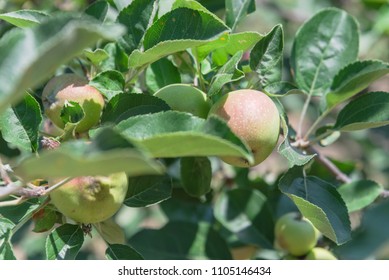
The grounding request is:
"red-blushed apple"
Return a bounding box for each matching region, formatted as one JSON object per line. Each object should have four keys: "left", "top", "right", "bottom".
{"left": 50, "top": 172, "right": 128, "bottom": 224}
{"left": 42, "top": 74, "right": 104, "bottom": 133}
{"left": 208, "top": 89, "right": 280, "bottom": 167}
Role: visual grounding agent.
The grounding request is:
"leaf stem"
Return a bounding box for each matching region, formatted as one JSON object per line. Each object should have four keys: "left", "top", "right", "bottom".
{"left": 297, "top": 94, "right": 312, "bottom": 139}
{"left": 303, "top": 108, "right": 332, "bottom": 141}
{"left": 192, "top": 49, "right": 206, "bottom": 91}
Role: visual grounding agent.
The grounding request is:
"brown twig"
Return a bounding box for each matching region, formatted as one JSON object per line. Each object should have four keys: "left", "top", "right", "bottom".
{"left": 308, "top": 147, "right": 352, "bottom": 184}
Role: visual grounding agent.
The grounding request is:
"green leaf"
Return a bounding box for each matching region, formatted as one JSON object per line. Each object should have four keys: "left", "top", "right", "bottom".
{"left": 32, "top": 207, "right": 58, "bottom": 233}
{"left": 0, "top": 93, "right": 42, "bottom": 152}
{"left": 291, "top": 8, "right": 359, "bottom": 96}
{"left": 214, "top": 188, "right": 274, "bottom": 248}
{"left": 15, "top": 128, "right": 164, "bottom": 181}
{"left": 85, "top": 0, "right": 109, "bottom": 22}
{"left": 277, "top": 115, "right": 315, "bottom": 167}
{"left": 208, "top": 51, "right": 244, "bottom": 96}
{"left": 180, "top": 157, "right": 212, "bottom": 197}
{"left": 60, "top": 101, "right": 85, "bottom": 125}
{"left": 84, "top": 48, "right": 109, "bottom": 65}
{"left": 128, "top": 8, "right": 229, "bottom": 68}
{"left": 124, "top": 175, "right": 172, "bottom": 207}
{"left": 225, "top": 0, "right": 256, "bottom": 31}
{"left": 94, "top": 218, "right": 125, "bottom": 245}
{"left": 129, "top": 221, "right": 232, "bottom": 259}
{"left": 117, "top": 0, "right": 156, "bottom": 54}
{"left": 90, "top": 70, "right": 125, "bottom": 100}
{"left": 101, "top": 93, "right": 170, "bottom": 124}
{"left": 196, "top": 31, "right": 261, "bottom": 62}
{"left": 0, "top": 10, "right": 49, "bottom": 28}
{"left": 279, "top": 166, "right": 351, "bottom": 245}
{"left": 333, "top": 91, "right": 389, "bottom": 131}
{"left": 112, "top": 0, "right": 132, "bottom": 12}
{"left": 250, "top": 24, "right": 283, "bottom": 87}
{"left": 326, "top": 61, "right": 389, "bottom": 109}
{"left": 335, "top": 200, "right": 389, "bottom": 259}
{"left": 337, "top": 180, "right": 383, "bottom": 212}
{"left": 0, "top": 15, "right": 125, "bottom": 113}
{"left": 106, "top": 244, "right": 144, "bottom": 260}
{"left": 145, "top": 58, "right": 181, "bottom": 93}
{"left": 46, "top": 224, "right": 84, "bottom": 260}
{"left": 115, "top": 111, "right": 253, "bottom": 162}
{"left": 100, "top": 42, "right": 129, "bottom": 72}
{"left": 0, "top": 218, "right": 16, "bottom": 260}
{"left": 264, "top": 81, "right": 303, "bottom": 97}
{"left": 0, "top": 198, "right": 40, "bottom": 224}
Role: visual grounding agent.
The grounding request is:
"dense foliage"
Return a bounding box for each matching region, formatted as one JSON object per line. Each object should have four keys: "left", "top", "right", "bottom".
{"left": 0, "top": 0, "right": 388, "bottom": 260}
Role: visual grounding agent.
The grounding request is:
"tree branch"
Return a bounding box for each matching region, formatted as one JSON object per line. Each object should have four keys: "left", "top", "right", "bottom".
{"left": 309, "top": 147, "right": 352, "bottom": 184}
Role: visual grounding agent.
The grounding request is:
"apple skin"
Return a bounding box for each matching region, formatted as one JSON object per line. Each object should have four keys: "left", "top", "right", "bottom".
{"left": 154, "top": 84, "right": 212, "bottom": 118}
{"left": 305, "top": 248, "right": 337, "bottom": 260}
{"left": 42, "top": 74, "right": 105, "bottom": 133}
{"left": 50, "top": 172, "right": 128, "bottom": 224}
{"left": 275, "top": 212, "right": 319, "bottom": 257}
{"left": 208, "top": 89, "right": 280, "bottom": 167}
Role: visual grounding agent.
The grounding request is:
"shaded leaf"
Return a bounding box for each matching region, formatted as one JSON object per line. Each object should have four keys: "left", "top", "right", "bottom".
{"left": 250, "top": 24, "right": 283, "bottom": 87}
{"left": 60, "top": 101, "right": 85, "bottom": 125}
{"left": 336, "top": 200, "right": 389, "bottom": 259}
{"left": 291, "top": 8, "right": 359, "bottom": 96}
{"left": 279, "top": 166, "right": 351, "bottom": 245}
{"left": 100, "top": 42, "right": 129, "bottom": 72}
{"left": 337, "top": 180, "right": 383, "bottom": 212}
{"left": 84, "top": 48, "right": 109, "bottom": 65}
{"left": 117, "top": 0, "right": 156, "bottom": 54}
{"left": 0, "top": 93, "right": 42, "bottom": 152}
{"left": 214, "top": 188, "right": 274, "bottom": 248}
{"left": 146, "top": 58, "right": 181, "bottom": 93}
{"left": 326, "top": 60, "right": 389, "bottom": 109}
{"left": 101, "top": 93, "right": 170, "bottom": 124}
{"left": 128, "top": 221, "right": 232, "bottom": 259}
{"left": 264, "top": 81, "right": 303, "bottom": 97}
{"left": 124, "top": 175, "right": 172, "bottom": 207}
{"left": 45, "top": 224, "right": 84, "bottom": 260}
{"left": 32, "top": 207, "right": 58, "bottom": 233}
{"left": 106, "top": 244, "right": 144, "bottom": 260}
{"left": 181, "top": 157, "right": 212, "bottom": 197}
{"left": 85, "top": 1, "right": 109, "bottom": 22}
{"left": 333, "top": 91, "right": 389, "bottom": 131}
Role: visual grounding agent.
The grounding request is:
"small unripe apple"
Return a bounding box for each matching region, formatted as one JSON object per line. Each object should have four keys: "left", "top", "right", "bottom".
{"left": 42, "top": 74, "right": 105, "bottom": 133}
{"left": 275, "top": 212, "right": 319, "bottom": 257}
{"left": 208, "top": 89, "right": 280, "bottom": 167}
{"left": 305, "top": 247, "right": 337, "bottom": 260}
{"left": 154, "top": 84, "right": 212, "bottom": 118}
{"left": 50, "top": 172, "right": 128, "bottom": 224}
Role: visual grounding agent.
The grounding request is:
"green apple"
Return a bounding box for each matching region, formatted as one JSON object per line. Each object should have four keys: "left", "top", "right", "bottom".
{"left": 305, "top": 247, "right": 337, "bottom": 260}
{"left": 50, "top": 172, "right": 128, "bottom": 224}
{"left": 154, "top": 84, "right": 212, "bottom": 118}
{"left": 42, "top": 74, "right": 105, "bottom": 133}
{"left": 208, "top": 89, "right": 280, "bottom": 167}
{"left": 275, "top": 212, "right": 319, "bottom": 257}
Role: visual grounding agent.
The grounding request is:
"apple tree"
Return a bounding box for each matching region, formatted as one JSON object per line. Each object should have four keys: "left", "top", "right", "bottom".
{"left": 0, "top": 0, "right": 389, "bottom": 260}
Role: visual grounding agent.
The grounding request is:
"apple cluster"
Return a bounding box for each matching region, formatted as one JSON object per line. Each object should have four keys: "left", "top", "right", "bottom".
{"left": 275, "top": 212, "right": 337, "bottom": 260}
